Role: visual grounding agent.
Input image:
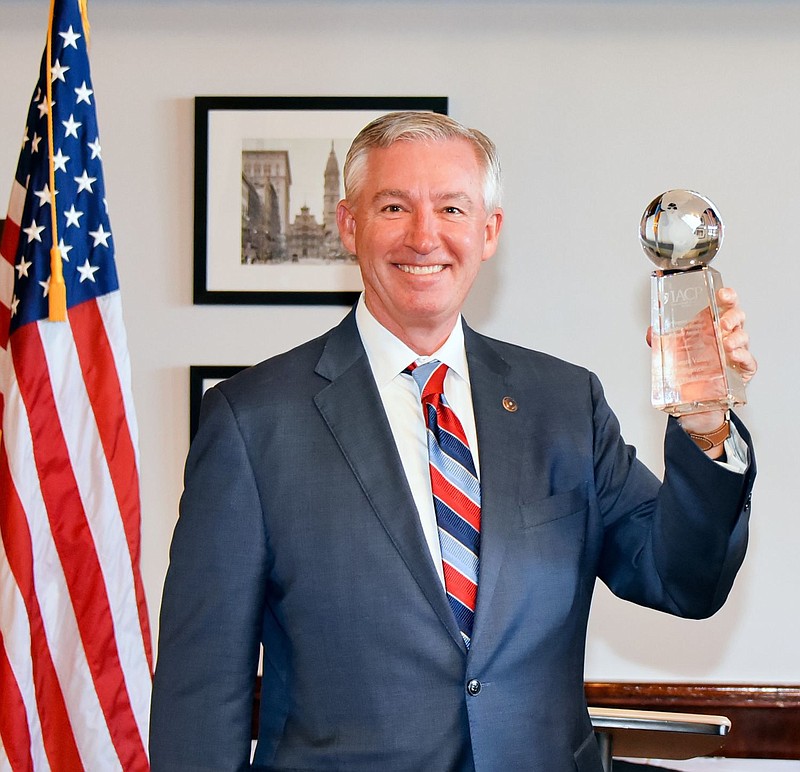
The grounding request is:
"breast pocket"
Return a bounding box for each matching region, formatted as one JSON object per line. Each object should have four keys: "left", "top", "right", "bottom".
{"left": 511, "top": 485, "right": 592, "bottom": 623}
{"left": 519, "top": 484, "right": 588, "bottom": 530}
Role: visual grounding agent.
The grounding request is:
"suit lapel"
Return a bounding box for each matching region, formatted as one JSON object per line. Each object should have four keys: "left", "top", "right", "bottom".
{"left": 464, "top": 325, "right": 528, "bottom": 652}
{"left": 313, "top": 312, "right": 464, "bottom": 649}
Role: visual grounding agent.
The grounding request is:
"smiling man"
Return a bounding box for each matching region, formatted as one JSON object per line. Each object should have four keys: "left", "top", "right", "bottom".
{"left": 151, "top": 112, "right": 757, "bottom": 772}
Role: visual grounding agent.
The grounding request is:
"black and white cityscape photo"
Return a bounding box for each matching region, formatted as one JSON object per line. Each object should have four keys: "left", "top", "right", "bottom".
{"left": 241, "top": 137, "right": 356, "bottom": 266}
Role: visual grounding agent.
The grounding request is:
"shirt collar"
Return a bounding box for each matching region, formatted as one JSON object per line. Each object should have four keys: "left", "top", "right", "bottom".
{"left": 355, "top": 294, "right": 469, "bottom": 387}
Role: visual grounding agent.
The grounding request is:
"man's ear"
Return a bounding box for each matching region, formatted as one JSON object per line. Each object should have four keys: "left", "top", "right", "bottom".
{"left": 337, "top": 200, "right": 357, "bottom": 254}
{"left": 481, "top": 208, "right": 504, "bottom": 262}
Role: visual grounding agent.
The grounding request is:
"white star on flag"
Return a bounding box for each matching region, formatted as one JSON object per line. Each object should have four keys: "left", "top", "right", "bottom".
{"left": 63, "top": 113, "right": 81, "bottom": 138}
{"left": 77, "top": 258, "right": 100, "bottom": 282}
{"left": 34, "top": 183, "right": 57, "bottom": 207}
{"left": 89, "top": 224, "right": 111, "bottom": 247}
{"left": 75, "top": 170, "right": 96, "bottom": 193}
{"left": 16, "top": 257, "right": 33, "bottom": 278}
{"left": 64, "top": 204, "right": 84, "bottom": 227}
{"left": 53, "top": 148, "right": 70, "bottom": 172}
{"left": 23, "top": 220, "right": 46, "bottom": 243}
{"left": 58, "top": 238, "right": 74, "bottom": 262}
{"left": 75, "top": 81, "right": 93, "bottom": 104}
{"left": 59, "top": 24, "right": 81, "bottom": 48}
{"left": 51, "top": 58, "right": 70, "bottom": 82}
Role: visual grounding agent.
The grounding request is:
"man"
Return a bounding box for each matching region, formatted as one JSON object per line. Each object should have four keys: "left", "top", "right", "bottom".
{"left": 150, "top": 112, "right": 756, "bottom": 771}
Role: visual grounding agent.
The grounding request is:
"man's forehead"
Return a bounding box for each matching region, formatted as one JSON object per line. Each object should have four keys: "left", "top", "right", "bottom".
{"left": 372, "top": 188, "right": 475, "bottom": 204}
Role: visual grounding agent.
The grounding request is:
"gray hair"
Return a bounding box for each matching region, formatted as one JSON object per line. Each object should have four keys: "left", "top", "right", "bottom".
{"left": 342, "top": 111, "right": 502, "bottom": 212}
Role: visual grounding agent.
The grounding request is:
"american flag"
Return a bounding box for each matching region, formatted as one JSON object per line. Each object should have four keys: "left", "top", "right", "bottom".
{"left": 0, "top": 1, "right": 152, "bottom": 769}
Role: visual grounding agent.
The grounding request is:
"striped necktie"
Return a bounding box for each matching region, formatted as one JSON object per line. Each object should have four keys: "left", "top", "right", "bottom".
{"left": 407, "top": 360, "right": 481, "bottom": 648}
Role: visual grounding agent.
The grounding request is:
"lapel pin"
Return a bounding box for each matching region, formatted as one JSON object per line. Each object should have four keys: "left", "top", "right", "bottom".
{"left": 502, "top": 396, "right": 518, "bottom": 412}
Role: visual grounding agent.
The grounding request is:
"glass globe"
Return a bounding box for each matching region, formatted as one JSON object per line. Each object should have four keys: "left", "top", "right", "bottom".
{"left": 639, "top": 189, "right": 723, "bottom": 271}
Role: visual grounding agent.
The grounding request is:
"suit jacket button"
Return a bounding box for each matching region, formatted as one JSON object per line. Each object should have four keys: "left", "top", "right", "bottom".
{"left": 467, "top": 679, "right": 482, "bottom": 696}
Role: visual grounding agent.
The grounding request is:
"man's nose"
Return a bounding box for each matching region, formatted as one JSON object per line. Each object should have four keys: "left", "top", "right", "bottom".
{"left": 404, "top": 209, "right": 439, "bottom": 255}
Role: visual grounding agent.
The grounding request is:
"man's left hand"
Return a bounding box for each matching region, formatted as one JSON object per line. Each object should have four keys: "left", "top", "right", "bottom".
{"left": 648, "top": 286, "right": 757, "bottom": 455}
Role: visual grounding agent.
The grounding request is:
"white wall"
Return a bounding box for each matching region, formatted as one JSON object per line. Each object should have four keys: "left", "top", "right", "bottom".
{"left": 1, "top": 0, "right": 797, "bottom": 684}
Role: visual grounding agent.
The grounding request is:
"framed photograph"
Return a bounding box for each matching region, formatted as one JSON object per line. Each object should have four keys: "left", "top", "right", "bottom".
{"left": 189, "top": 365, "right": 246, "bottom": 440}
{"left": 194, "top": 95, "right": 449, "bottom": 305}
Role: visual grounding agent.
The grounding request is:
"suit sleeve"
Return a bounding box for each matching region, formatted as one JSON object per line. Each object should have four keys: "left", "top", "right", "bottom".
{"left": 150, "top": 387, "right": 268, "bottom": 770}
{"left": 590, "top": 373, "right": 755, "bottom": 619}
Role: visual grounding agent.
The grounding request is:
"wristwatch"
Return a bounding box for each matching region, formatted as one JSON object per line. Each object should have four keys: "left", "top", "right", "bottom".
{"left": 687, "top": 420, "right": 730, "bottom": 452}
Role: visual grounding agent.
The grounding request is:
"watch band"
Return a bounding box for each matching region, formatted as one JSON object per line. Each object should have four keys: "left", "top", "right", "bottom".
{"left": 687, "top": 420, "right": 730, "bottom": 452}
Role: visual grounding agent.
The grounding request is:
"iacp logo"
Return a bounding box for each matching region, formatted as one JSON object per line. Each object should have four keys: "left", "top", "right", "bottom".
{"left": 662, "top": 286, "right": 703, "bottom": 305}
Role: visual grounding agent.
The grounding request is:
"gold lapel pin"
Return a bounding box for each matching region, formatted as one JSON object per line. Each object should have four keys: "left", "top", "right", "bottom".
{"left": 502, "top": 396, "right": 518, "bottom": 412}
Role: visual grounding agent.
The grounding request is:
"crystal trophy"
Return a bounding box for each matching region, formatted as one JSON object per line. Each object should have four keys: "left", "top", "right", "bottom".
{"left": 640, "top": 189, "right": 746, "bottom": 414}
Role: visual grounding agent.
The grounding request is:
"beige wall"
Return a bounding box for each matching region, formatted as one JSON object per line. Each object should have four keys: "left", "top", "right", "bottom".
{"left": 1, "top": 1, "right": 797, "bottom": 684}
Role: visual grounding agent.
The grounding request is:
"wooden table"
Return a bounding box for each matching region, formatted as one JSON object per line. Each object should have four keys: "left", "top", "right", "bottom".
{"left": 589, "top": 706, "right": 731, "bottom": 771}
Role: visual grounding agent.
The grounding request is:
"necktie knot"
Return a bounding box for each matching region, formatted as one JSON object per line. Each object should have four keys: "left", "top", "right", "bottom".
{"left": 406, "top": 359, "right": 448, "bottom": 402}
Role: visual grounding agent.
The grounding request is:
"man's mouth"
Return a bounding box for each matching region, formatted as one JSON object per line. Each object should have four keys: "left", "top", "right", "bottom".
{"left": 397, "top": 264, "right": 445, "bottom": 275}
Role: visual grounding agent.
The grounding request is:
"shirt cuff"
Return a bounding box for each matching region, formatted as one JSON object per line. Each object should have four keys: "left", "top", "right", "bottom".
{"left": 715, "top": 420, "right": 749, "bottom": 473}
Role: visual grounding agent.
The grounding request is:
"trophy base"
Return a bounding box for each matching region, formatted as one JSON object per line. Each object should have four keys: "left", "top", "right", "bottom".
{"left": 651, "top": 267, "right": 746, "bottom": 416}
{"left": 657, "top": 396, "right": 741, "bottom": 417}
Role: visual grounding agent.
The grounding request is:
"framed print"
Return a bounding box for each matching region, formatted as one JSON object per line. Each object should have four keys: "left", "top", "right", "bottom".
{"left": 189, "top": 365, "right": 246, "bottom": 440}
{"left": 194, "top": 95, "right": 449, "bottom": 305}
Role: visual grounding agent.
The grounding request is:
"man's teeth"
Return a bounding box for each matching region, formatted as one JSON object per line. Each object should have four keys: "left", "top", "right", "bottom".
{"left": 398, "top": 264, "right": 445, "bottom": 275}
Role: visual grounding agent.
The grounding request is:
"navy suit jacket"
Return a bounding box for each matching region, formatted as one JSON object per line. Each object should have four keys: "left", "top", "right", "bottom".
{"left": 150, "top": 309, "right": 755, "bottom": 771}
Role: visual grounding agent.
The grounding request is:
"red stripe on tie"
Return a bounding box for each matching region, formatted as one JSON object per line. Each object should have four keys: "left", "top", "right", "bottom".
{"left": 430, "top": 466, "right": 480, "bottom": 531}
{"left": 442, "top": 562, "right": 478, "bottom": 611}
{"left": 12, "top": 322, "right": 148, "bottom": 771}
{"left": 435, "top": 403, "right": 470, "bottom": 446}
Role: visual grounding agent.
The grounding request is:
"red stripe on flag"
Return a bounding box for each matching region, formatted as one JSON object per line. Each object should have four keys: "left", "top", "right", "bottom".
{"left": 0, "top": 217, "right": 20, "bottom": 350}
{"left": 11, "top": 323, "right": 148, "bottom": 770}
{"left": 0, "top": 445, "right": 84, "bottom": 769}
{"left": 442, "top": 562, "right": 478, "bottom": 611}
{"left": 0, "top": 216, "right": 19, "bottom": 267}
{"left": 0, "top": 633, "right": 34, "bottom": 772}
{"left": 430, "top": 466, "right": 480, "bottom": 531}
{"left": 70, "top": 300, "right": 153, "bottom": 670}
{"left": 0, "top": 305, "right": 10, "bottom": 347}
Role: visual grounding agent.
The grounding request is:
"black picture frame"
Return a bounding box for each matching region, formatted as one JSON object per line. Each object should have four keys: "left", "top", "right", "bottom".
{"left": 189, "top": 365, "right": 246, "bottom": 440}
{"left": 194, "top": 95, "right": 449, "bottom": 305}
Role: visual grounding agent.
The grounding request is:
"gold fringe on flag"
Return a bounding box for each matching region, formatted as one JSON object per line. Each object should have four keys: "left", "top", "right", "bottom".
{"left": 45, "top": 0, "right": 66, "bottom": 321}
{"left": 80, "top": 0, "right": 91, "bottom": 49}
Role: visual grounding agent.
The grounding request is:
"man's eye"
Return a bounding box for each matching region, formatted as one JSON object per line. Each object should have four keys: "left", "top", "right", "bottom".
{"left": 382, "top": 204, "right": 404, "bottom": 213}
{"left": 443, "top": 206, "right": 464, "bottom": 215}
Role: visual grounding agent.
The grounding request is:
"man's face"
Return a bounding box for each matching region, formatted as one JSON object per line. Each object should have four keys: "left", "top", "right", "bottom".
{"left": 337, "top": 138, "right": 503, "bottom": 349}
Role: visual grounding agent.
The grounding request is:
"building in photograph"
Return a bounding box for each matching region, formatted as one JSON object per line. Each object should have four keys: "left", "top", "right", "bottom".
{"left": 241, "top": 143, "right": 354, "bottom": 264}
